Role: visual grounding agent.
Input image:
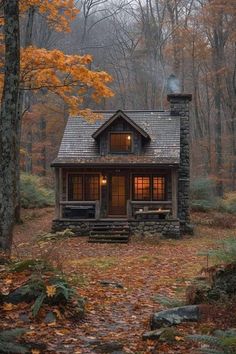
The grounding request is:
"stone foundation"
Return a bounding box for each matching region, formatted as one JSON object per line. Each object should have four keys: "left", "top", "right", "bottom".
{"left": 52, "top": 219, "right": 180, "bottom": 239}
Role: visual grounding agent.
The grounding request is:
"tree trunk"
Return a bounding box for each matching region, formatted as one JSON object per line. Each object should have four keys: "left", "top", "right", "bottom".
{"left": 0, "top": 0, "right": 20, "bottom": 250}
{"left": 15, "top": 6, "right": 36, "bottom": 223}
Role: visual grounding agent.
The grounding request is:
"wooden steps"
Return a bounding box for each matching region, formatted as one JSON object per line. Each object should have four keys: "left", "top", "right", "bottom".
{"left": 88, "top": 222, "right": 130, "bottom": 243}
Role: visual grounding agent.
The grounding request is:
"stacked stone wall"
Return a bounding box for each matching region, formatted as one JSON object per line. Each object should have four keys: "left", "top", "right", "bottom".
{"left": 52, "top": 219, "right": 180, "bottom": 239}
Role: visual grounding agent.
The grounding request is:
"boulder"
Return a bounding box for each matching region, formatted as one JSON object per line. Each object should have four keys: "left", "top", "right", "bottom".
{"left": 151, "top": 305, "right": 200, "bottom": 329}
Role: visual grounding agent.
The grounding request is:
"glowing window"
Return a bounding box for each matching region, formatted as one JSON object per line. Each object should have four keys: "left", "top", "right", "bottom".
{"left": 110, "top": 133, "right": 132, "bottom": 152}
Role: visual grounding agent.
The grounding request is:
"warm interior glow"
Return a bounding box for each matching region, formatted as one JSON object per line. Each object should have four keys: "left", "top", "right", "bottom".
{"left": 102, "top": 176, "right": 107, "bottom": 185}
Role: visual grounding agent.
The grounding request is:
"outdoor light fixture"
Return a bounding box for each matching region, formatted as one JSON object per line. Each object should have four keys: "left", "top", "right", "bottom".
{"left": 102, "top": 176, "right": 107, "bottom": 185}
{"left": 127, "top": 135, "right": 131, "bottom": 140}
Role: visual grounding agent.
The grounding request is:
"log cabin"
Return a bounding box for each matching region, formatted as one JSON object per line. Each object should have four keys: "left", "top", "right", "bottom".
{"left": 51, "top": 94, "right": 192, "bottom": 242}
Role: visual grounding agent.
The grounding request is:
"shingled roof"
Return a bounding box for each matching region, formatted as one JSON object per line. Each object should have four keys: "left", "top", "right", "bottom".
{"left": 52, "top": 110, "right": 180, "bottom": 166}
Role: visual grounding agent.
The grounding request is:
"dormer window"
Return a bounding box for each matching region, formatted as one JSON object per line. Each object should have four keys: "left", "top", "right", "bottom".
{"left": 110, "top": 133, "right": 132, "bottom": 153}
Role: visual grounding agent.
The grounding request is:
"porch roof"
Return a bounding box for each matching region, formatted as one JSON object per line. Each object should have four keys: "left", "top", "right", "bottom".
{"left": 52, "top": 110, "right": 180, "bottom": 166}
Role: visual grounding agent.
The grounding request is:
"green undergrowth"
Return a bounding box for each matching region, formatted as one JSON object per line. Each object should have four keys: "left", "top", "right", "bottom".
{"left": 191, "top": 177, "right": 236, "bottom": 214}
{"left": 188, "top": 329, "right": 236, "bottom": 354}
{"left": 20, "top": 173, "right": 54, "bottom": 209}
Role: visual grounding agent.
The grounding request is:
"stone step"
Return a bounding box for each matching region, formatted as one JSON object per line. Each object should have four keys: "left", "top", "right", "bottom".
{"left": 89, "top": 222, "right": 130, "bottom": 243}
{"left": 88, "top": 239, "right": 129, "bottom": 244}
{"left": 90, "top": 234, "right": 129, "bottom": 240}
{"left": 90, "top": 230, "right": 129, "bottom": 235}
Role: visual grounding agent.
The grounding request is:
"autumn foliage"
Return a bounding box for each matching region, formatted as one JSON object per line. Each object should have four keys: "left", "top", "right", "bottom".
{"left": 21, "top": 46, "right": 113, "bottom": 116}
{"left": 0, "top": 0, "right": 114, "bottom": 116}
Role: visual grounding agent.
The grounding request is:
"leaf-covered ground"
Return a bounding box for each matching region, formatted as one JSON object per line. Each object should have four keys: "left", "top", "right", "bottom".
{"left": 1, "top": 208, "right": 236, "bottom": 353}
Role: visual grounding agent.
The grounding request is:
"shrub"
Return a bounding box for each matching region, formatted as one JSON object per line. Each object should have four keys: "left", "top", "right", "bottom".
{"left": 208, "top": 238, "right": 236, "bottom": 264}
{"left": 20, "top": 173, "right": 54, "bottom": 208}
{"left": 191, "top": 199, "right": 219, "bottom": 212}
{"left": 218, "top": 193, "right": 236, "bottom": 214}
{"left": 191, "top": 177, "right": 216, "bottom": 201}
{"left": 190, "top": 177, "right": 218, "bottom": 212}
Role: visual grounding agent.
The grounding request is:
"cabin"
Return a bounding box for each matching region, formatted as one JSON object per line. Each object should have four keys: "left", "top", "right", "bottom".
{"left": 51, "top": 94, "right": 192, "bottom": 242}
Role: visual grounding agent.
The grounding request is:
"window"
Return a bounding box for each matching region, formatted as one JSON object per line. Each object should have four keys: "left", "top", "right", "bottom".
{"left": 133, "top": 175, "right": 166, "bottom": 201}
{"left": 153, "top": 176, "right": 165, "bottom": 200}
{"left": 110, "top": 133, "right": 132, "bottom": 153}
{"left": 68, "top": 174, "right": 99, "bottom": 201}
{"left": 68, "top": 175, "right": 83, "bottom": 201}
{"left": 85, "top": 175, "right": 100, "bottom": 200}
{"left": 134, "top": 177, "right": 150, "bottom": 200}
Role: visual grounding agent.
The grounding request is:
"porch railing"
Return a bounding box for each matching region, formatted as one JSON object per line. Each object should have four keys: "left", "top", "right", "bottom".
{"left": 127, "top": 200, "right": 173, "bottom": 219}
{"left": 59, "top": 200, "right": 100, "bottom": 220}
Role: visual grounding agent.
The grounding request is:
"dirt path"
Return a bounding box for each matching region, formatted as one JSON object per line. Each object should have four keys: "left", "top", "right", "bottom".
{"left": 4, "top": 209, "right": 236, "bottom": 353}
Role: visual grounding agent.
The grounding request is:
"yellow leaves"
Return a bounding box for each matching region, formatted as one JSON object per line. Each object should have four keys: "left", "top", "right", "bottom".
{"left": 175, "top": 336, "right": 184, "bottom": 341}
{"left": 55, "top": 328, "right": 70, "bottom": 336}
{"left": 3, "top": 303, "right": 14, "bottom": 311}
{"left": 46, "top": 285, "right": 57, "bottom": 297}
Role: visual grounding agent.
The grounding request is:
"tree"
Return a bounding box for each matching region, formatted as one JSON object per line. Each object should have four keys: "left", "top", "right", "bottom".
{"left": 0, "top": 0, "right": 114, "bottom": 250}
{"left": 0, "top": 0, "right": 20, "bottom": 250}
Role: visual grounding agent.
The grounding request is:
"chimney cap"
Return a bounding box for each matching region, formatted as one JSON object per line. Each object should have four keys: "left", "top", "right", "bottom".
{"left": 167, "top": 93, "right": 192, "bottom": 102}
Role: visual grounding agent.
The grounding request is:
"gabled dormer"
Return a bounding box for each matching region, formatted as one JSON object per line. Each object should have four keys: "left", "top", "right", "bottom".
{"left": 92, "top": 110, "right": 150, "bottom": 155}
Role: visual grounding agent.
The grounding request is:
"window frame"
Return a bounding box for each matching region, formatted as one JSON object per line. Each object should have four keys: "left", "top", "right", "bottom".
{"left": 109, "top": 131, "right": 133, "bottom": 154}
{"left": 67, "top": 173, "right": 100, "bottom": 201}
{"left": 132, "top": 174, "right": 166, "bottom": 201}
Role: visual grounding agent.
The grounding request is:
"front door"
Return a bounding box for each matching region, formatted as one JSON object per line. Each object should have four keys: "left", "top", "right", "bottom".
{"left": 109, "top": 175, "right": 127, "bottom": 216}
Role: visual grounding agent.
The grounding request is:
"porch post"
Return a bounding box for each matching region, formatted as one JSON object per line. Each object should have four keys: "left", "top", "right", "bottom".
{"left": 55, "top": 167, "right": 60, "bottom": 219}
{"left": 171, "top": 168, "right": 178, "bottom": 218}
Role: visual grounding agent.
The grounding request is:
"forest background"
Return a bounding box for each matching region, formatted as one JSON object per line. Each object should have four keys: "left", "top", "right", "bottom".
{"left": 7, "top": 0, "right": 236, "bottom": 194}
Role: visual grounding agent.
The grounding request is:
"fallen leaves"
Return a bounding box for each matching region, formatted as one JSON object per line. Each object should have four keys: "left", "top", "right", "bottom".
{"left": 46, "top": 285, "right": 56, "bottom": 297}
{"left": 0, "top": 209, "right": 235, "bottom": 353}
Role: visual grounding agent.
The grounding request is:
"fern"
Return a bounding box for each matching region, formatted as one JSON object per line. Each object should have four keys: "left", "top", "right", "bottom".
{"left": 153, "top": 294, "right": 185, "bottom": 308}
{"left": 0, "top": 328, "right": 28, "bottom": 353}
{"left": 208, "top": 238, "right": 236, "bottom": 264}
{"left": 0, "top": 340, "right": 28, "bottom": 353}
{"left": 0, "top": 329, "right": 26, "bottom": 339}
{"left": 188, "top": 331, "right": 236, "bottom": 354}
{"left": 31, "top": 293, "right": 46, "bottom": 317}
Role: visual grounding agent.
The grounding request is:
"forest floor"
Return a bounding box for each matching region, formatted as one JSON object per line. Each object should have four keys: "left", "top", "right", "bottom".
{"left": 1, "top": 208, "right": 236, "bottom": 353}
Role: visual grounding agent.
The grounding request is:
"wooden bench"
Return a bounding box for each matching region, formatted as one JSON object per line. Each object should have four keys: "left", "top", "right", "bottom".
{"left": 134, "top": 209, "right": 171, "bottom": 220}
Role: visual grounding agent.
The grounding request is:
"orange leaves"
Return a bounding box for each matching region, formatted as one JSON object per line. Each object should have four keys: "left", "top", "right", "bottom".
{"left": 20, "top": 0, "right": 79, "bottom": 32}
{"left": 46, "top": 285, "right": 57, "bottom": 297}
{"left": 20, "top": 46, "right": 114, "bottom": 116}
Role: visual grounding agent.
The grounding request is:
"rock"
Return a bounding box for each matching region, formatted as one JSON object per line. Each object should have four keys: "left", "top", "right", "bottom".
{"left": 99, "top": 280, "right": 123, "bottom": 289}
{"left": 3, "top": 287, "right": 38, "bottom": 304}
{"left": 44, "top": 312, "right": 56, "bottom": 324}
{"left": 151, "top": 305, "right": 200, "bottom": 329}
{"left": 94, "top": 341, "right": 123, "bottom": 353}
{"left": 142, "top": 328, "right": 166, "bottom": 340}
{"left": 19, "top": 313, "right": 30, "bottom": 323}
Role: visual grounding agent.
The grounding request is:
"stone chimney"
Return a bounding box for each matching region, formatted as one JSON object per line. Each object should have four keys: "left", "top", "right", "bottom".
{"left": 167, "top": 93, "right": 192, "bottom": 233}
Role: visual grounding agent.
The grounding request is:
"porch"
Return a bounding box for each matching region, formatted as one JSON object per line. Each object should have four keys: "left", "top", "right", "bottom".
{"left": 54, "top": 166, "right": 178, "bottom": 221}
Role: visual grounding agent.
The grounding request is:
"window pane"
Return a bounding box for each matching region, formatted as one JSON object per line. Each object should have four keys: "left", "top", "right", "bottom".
{"left": 68, "top": 175, "right": 83, "bottom": 201}
{"left": 110, "top": 133, "right": 132, "bottom": 152}
{"left": 85, "top": 175, "right": 99, "bottom": 200}
{"left": 134, "top": 176, "right": 150, "bottom": 200}
{"left": 153, "top": 177, "right": 165, "bottom": 200}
